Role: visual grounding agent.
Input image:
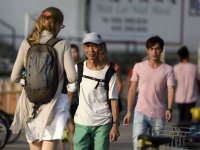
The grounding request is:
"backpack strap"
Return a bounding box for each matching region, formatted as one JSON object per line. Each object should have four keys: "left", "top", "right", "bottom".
{"left": 77, "top": 61, "right": 106, "bottom": 89}
{"left": 26, "top": 38, "right": 62, "bottom": 47}
{"left": 77, "top": 61, "right": 84, "bottom": 84}
{"left": 82, "top": 75, "right": 105, "bottom": 89}
{"left": 46, "top": 38, "right": 62, "bottom": 46}
{"left": 26, "top": 40, "right": 33, "bottom": 47}
{"left": 83, "top": 65, "right": 115, "bottom": 90}
{"left": 109, "top": 62, "right": 115, "bottom": 69}
{"left": 105, "top": 66, "right": 116, "bottom": 91}
{"left": 105, "top": 66, "right": 116, "bottom": 111}
{"left": 77, "top": 61, "right": 115, "bottom": 91}
{"left": 48, "top": 38, "right": 66, "bottom": 94}
{"left": 76, "top": 62, "right": 115, "bottom": 111}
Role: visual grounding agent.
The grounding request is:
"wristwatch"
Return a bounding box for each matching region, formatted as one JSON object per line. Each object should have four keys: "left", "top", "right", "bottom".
{"left": 167, "top": 108, "right": 173, "bottom": 113}
{"left": 113, "top": 120, "right": 120, "bottom": 126}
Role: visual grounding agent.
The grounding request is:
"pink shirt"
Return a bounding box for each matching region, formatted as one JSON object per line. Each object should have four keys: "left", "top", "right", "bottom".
{"left": 174, "top": 63, "right": 200, "bottom": 104}
{"left": 131, "top": 60, "right": 175, "bottom": 118}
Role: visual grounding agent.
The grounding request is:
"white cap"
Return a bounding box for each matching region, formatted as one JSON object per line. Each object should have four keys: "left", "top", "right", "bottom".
{"left": 82, "top": 32, "right": 103, "bottom": 45}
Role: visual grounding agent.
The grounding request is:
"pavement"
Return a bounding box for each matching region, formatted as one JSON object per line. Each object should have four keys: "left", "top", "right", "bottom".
{"left": 3, "top": 112, "right": 133, "bottom": 150}
{"left": 3, "top": 75, "right": 134, "bottom": 150}
{"left": 3, "top": 75, "right": 197, "bottom": 150}
{"left": 3, "top": 109, "right": 179, "bottom": 150}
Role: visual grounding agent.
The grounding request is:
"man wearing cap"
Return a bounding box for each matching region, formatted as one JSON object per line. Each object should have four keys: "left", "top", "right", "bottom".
{"left": 68, "top": 32, "right": 120, "bottom": 150}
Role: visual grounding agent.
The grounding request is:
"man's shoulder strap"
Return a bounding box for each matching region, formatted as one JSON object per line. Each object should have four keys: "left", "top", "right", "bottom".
{"left": 109, "top": 62, "right": 115, "bottom": 69}
{"left": 77, "top": 62, "right": 115, "bottom": 90}
{"left": 77, "top": 61, "right": 84, "bottom": 83}
{"left": 105, "top": 66, "right": 116, "bottom": 90}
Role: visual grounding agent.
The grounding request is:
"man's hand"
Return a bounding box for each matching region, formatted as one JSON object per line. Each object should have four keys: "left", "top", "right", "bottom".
{"left": 110, "top": 125, "right": 120, "bottom": 142}
{"left": 123, "top": 112, "right": 132, "bottom": 125}
{"left": 67, "top": 91, "right": 74, "bottom": 105}
{"left": 166, "top": 109, "right": 172, "bottom": 123}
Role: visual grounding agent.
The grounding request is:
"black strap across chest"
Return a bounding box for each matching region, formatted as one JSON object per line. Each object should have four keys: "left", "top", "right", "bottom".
{"left": 82, "top": 75, "right": 105, "bottom": 89}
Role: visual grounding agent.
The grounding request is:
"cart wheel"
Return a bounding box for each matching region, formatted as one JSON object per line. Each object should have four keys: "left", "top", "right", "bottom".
{"left": 7, "top": 130, "right": 21, "bottom": 144}
{"left": 0, "top": 116, "right": 9, "bottom": 149}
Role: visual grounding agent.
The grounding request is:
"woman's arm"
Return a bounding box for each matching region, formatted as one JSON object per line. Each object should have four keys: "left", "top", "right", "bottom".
{"left": 11, "top": 40, "right": 27, "bottom": 83}
{"left": 64, "top": 42, "right": 77, "bottom": 83}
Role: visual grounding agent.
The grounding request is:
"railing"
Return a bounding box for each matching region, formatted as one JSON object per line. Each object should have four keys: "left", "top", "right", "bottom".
{"left": 0, "top": 19, "right": 16, "bottom": 48}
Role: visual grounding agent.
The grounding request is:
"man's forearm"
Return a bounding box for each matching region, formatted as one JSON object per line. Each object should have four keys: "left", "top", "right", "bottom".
{"left": 111, "top": 99, "right": 119, "bottom": 122}
{"left": 67, "top": 91, "right": 74, "bottom": 105}
{"left": 127, "top": 81, "right": 138, "bottom": 113}
{"left": 167, "top": 86, "right": 174, "bottom": 109}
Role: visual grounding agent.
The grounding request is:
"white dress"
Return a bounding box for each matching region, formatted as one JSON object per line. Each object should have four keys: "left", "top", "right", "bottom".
{"left": 25, "top": 94, "right": 70, "bottom": 143}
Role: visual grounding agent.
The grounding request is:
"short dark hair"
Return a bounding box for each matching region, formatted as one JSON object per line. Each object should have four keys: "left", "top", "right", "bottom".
{"left": 146, "top": 35, "right": 164, "bottom": 51}
{"left": 101, "top": 42, "right": 107, "bottom": 53}
{"left": 71, "top": 44, "right": 79, "bottom": 53}
{"left": 177, "top": 46, "right": 189, "bottom": 59}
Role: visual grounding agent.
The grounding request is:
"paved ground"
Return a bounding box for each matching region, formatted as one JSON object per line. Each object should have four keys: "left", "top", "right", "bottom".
{"left": 3, "top": 110, "right": 179, "bottom": 150}
{"left": 3, "top": 112, "right": 132, "bottom": 150}
{"left": 3, "top": 76, "right": 134, "bottom": 150}
{"left": 3, "top": 76, "right": 199, "bottom": 150}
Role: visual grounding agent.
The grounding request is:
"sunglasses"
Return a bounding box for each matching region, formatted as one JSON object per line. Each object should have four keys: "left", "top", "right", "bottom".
{"left": 60, "top": 24, "right": 65, "bottom": 29}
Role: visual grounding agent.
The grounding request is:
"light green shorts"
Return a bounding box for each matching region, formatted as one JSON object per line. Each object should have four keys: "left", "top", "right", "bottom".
{"left": 73, "top": 123, "right": 112, "bottom": 150}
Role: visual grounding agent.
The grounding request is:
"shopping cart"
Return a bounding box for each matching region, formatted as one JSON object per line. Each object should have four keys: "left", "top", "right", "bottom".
{"left": 138, "top": 134, "right": 171, "bottom": 150}
{"left": 138, "top": 125, "right": 200, "bottom": 150}
{"left": 152, "top": 126, "right": 190, "bottom": 149}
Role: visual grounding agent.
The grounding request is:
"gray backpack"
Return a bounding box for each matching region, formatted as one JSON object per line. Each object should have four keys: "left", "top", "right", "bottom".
{"left": 25, "top": 38, "right": 62, "bottom": 106}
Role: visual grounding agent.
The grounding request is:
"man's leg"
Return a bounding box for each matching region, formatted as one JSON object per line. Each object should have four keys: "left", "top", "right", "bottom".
{"left": 185, "top": 102, "right": 196, "bottom": 122}
{"left": 132, "top": 112, "right": 149, "bottom": 150}
{"left": 149, "top": 117, "right": 165, "bottom": 136}
{"left": 177, "top": 103, "right": 185, "bottom": 123}
{"left": 68, "top": 102, "right": 78, "bottom": 150}
{"left": 73, "top": 124, "right": 90, "bottom": 150}
{"left": 67, "top": 118, "right": 75, "bottom": 150}
{"left": 93, "top": 123, "right": 112, "bottom": 150}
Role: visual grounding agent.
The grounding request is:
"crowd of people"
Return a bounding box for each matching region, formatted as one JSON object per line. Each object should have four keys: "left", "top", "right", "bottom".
{"left": 10, "top": 7, "right": 200, "bottom": 150}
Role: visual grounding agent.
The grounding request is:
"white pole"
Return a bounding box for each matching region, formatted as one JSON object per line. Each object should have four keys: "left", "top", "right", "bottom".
{"left": 161, "top": 47, "right": 165, "bottom": 63}
{"left": 198, "top": 44, "right": 200, "bottom": 73}
{"left": 24, "top": 13, "right": 29, "bottom": 38}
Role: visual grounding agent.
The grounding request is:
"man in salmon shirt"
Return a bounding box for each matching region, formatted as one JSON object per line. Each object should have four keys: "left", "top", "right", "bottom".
{"left": 123, "top": 35, "right": 175, "bottom": 150}
{"left": 174, "top": 46, "right": 200, "bottom": 124}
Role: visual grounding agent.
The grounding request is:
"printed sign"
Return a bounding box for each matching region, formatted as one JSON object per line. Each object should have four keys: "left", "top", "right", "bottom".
{"left": 89, "top": 0, "right": 182, "bottom": 44}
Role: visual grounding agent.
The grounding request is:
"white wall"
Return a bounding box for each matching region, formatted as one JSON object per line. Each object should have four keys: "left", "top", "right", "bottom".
{"left": 183, "top": 0, "right": 200, "bottom": 51}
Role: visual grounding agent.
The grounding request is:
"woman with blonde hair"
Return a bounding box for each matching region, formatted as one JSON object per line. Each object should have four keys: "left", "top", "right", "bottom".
{"left": 10, "top": 7, "right": 76, "bottom": 150}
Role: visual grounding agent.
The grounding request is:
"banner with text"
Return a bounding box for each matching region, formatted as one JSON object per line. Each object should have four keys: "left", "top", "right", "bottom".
{"left": 89, "top": 0, "right": 182, "bottom": 44}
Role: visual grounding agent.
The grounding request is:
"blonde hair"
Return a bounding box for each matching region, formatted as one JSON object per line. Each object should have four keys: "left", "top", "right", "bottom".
{"left": 27, "top": 7, "right": 64, "bottom": 45}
